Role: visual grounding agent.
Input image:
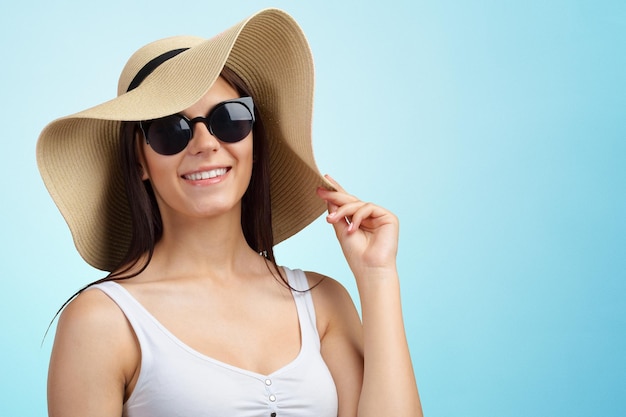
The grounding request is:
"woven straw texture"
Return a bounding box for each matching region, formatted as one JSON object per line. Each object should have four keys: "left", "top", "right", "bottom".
{"left": 36, "top": 8, "right": 331, "bottom": 271}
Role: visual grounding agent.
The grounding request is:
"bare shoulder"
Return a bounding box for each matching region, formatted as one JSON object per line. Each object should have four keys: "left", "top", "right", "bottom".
{"left": 57, "top": 286, "right": 128, "bottom": 336}
{"left": 303, "top": 271, "right": 361, "bottom": 338}
{"left": 304, "top": 271, "right": 353, "bottom": 305}
{"left": 49, "top": 286, "right": 138, "bottom": 417}
{"left": 52, "top": 285, "right": 138, "bottom": 373}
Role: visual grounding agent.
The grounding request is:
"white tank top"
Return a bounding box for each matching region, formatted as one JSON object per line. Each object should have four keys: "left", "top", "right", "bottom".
{"left": 90, "top": 267, "right": 338, "bottom": 417}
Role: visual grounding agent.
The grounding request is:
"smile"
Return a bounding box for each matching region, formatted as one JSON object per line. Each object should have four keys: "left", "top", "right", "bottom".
{"left": 183, "top": 168, "right": 229, "bottom": 181}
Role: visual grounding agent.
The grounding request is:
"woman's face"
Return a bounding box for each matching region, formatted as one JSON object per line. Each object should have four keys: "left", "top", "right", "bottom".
{"left": 139, "top": 76, "right": 254, "bottom": 225}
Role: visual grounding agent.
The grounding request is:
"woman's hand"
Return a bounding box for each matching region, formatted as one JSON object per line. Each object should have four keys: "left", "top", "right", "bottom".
{"left": 316, "top": 175, "right": 399, "bottom": 276}
{"left": 317, "top": 175, "right": 423, "bottom": 416}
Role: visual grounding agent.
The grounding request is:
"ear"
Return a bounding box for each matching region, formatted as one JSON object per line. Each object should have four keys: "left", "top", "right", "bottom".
{"left": 138, "top": 163, "right": 148, "bottom": 181}
{"left": 135, "top": 128, "right": 150, "bottom": 181}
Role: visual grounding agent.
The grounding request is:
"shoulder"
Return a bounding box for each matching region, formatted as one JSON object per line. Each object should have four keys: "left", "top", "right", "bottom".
{"left": 48, "top": 284, "right": 140, "bottom": 415}
{"left": 58, "top": 285, "right": 125, "bottom": 332}
{"left": 54, "top": 285, "right": 138, "bottom": 361}
{"left": 303, "top": 271, "right": 353, "bottom": 306}
{"left": 49, "top": 286, "right": 138, "bottom": 416}
{"left": 303, "top": 271, "right": 361, "bottom": 339}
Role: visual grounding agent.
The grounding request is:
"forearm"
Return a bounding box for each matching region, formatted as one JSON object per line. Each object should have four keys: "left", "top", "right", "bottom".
{"left": 355, "top": 267, "right": 422, "bottom": 417}
{"left": 315, "top": 179, "right": 422, "bottom": 415}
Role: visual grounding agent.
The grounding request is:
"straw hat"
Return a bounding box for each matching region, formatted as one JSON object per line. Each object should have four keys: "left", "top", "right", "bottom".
{"left": 36, "top": 8, "right": 332, "bottom": 272}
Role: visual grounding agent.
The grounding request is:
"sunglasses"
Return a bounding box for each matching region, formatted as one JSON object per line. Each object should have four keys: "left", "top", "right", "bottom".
{"left": 140, "top": 96, "right": 255, "bottom": 155}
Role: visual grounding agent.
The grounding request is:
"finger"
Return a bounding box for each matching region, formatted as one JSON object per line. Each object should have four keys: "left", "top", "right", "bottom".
{"left": 325, "top": 206, "right": 351, "bottom": 237}
{"left": 348, "top": 202, "right": 388, "bottom": 232}
{"left": 326, "top": 199, "right": 339, "bottom": 217}
{"left": 317, "top": 187, "right": 359, "bottom": 208}
{"left": 317, "top": 184, "right": 368, "bottom": 231}
{"left": 324, "top": 174, "right": 348, "bottom": 194}
{"left": 330, "top": 200, "right": 394, "bottom": 233}
{"left": 325, "top": 201, "right": 370, "bottom": 232}
{"left": 316, "top": 187, "right": 340, "bottom": 214}
{"left": 326, "top": 201, "right": 364, "bottom": 222}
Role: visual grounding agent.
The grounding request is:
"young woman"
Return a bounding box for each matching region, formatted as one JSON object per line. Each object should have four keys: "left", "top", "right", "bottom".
{"left": 38, "top": 8, "right": 422, "bottom": 417}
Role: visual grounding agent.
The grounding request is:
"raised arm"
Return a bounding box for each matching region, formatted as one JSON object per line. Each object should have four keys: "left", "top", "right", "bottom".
{"left": 316, "top": 175, "right": 423, "bottom": 417}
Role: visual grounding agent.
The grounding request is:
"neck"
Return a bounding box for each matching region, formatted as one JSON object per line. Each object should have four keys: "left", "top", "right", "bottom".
{"left": 146, "top": 210, "right": 264, "bottom": 281}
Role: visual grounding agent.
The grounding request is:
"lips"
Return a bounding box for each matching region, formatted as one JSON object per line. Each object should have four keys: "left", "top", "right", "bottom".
{"left": 182, "top": 168, "right": 229, "bottom": 181}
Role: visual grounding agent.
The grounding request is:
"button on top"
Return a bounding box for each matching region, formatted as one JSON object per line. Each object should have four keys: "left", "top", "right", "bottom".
{"left": 265, "top": 379, "right": 272, "bottom": 386}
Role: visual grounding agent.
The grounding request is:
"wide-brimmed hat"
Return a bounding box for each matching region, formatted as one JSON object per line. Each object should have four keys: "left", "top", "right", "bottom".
{"left": 37, "top": 8, "right": 332, "bottom": 272}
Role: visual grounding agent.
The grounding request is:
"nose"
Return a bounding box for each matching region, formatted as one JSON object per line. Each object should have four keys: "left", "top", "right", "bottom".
{"left": 187, "top": 118, "right": 220, "bottom": 153}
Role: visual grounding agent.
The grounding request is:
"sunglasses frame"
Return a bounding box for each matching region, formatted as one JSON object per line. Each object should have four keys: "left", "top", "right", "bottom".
{"left": 140, "top": 96, "right": 255, "bottom": 155}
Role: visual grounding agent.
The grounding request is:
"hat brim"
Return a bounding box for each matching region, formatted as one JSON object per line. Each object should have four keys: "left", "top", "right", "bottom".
{"left": 37, "top": 8, "right": 332, "bottom": 271}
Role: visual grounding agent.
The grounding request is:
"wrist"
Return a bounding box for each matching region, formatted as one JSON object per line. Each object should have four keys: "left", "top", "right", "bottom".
{"left": 351, "top": 263, "right": 398, "bottom": 281}
{"left": 352, "top": 264, "right": 400, "bottom": 294}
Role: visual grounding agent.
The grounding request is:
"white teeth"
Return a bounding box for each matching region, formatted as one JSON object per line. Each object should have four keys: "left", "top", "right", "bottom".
{"left": 184, "top": 168, "right": 227, "bottom": 181}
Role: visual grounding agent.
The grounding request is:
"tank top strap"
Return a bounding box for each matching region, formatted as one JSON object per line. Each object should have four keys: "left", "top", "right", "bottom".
{"left": 86, "top": 281, "right": 160, "bottom": 369}
{"left": 87, "top": 280, "right": 149, "bottom": 330}
{"left": 282, "top": 267, "right": 321, "bottom": 350}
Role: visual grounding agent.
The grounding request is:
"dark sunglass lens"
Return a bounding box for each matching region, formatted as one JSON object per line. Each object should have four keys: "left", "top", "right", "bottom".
{"left": 147, "top": 115, "right": 191, "bottom": 155}
{"left": 210, "top": 102, "right": 254, "bottom": 143}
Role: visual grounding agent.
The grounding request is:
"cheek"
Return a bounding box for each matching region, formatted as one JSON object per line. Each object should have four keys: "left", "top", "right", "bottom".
{"left": 229, "top": 135, "right": 254, "bottom": 165}
{"left": 240, "top": 140, "right": 255, "bottom": 178}
{"left": 141, "top": 148, "right": 179, "bottom": 187}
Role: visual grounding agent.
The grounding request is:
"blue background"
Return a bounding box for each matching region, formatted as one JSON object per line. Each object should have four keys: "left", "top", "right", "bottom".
{"left": 1, "top": 0, "right": 624, "bottom": 415}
